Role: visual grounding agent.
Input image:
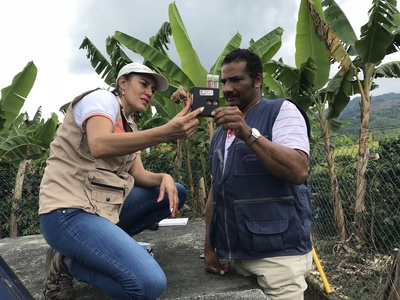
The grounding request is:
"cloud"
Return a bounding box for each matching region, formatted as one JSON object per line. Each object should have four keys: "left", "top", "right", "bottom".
{"left": 67, "top": 0, "right": 300, "bottom": 71}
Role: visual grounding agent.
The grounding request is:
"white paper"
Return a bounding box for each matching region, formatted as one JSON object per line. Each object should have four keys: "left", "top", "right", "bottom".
{"left": 158, "top": 218, "right": 189, "bottom": 226}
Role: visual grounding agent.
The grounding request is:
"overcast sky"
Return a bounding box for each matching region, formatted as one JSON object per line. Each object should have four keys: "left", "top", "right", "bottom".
{"left": 1, "top": 0, "right": 399, "bottom": 119}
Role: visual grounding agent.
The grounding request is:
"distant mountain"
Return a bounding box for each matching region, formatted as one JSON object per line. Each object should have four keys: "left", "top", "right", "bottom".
{"left": 336, "top": 92, "right": 400, "bottom": 138}
{"left": 340, "top": 92, "right": 400, "bottom": 118}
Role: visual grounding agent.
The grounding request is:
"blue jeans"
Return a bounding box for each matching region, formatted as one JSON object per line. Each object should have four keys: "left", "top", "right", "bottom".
{"left": 40, "top": 183, "right": 186, "bottom": 300}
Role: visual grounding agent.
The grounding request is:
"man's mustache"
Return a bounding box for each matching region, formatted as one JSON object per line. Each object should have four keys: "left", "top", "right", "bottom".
{"left": 224, "top": 92, "right": 239, "bottom": 99}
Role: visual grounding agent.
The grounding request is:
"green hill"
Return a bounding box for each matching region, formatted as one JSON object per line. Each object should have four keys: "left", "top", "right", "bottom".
{"left": 336, "top": 92, "right": 400, "bottom": 139}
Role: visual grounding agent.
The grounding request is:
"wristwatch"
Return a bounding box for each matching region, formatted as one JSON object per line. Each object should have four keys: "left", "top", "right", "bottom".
{"left": 245, "top": 128, "right": 261, "bottom": 146}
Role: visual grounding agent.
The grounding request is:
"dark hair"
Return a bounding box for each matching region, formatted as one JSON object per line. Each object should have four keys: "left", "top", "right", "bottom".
{"left": 111, "top": 72, "right": 142, "bottom": 121}
{"left": 111, "top": 73, "right": 137, "bottom": 97}
{"left": 222, "top": 48, "right": 262, "bottom": 81}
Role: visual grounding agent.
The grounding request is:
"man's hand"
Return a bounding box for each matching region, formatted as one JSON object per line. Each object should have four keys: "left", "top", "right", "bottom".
{"left": 204, "top": 249, "right": 231, "bottom": 275}
{"left": 211, "top": 106, "right": 251, "bottom": 142}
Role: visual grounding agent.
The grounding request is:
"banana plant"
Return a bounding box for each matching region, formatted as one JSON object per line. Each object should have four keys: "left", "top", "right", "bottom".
{"left": 259, "top": 0, "right": 348, "bottom": 242}
{"left": 0, "top": 62, "right": 37, "bottom": 135}
{"left": 351, "top": 0, "right": 400, "bottom": 240}
{"left": 0, "top": 63, "right": 58, "bottom": 164}
{"left": 0, "top": 63, "right": 59, "bottom": 237}
{"left": 2, "top": 108, "right": 58, "bottom": 238}
{"left": 266, "top": 0, "right": 400, "bottom": 243}
{"left": 308, "top": 0, "right": 400, "bottom": 242}
{"left": 0, "top": 110, "right": 58, "bottom": 163}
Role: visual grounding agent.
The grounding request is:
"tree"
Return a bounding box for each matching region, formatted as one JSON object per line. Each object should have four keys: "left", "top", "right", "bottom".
{"left": 266, "top": 0, "right": 400, "bottom": 245}
{"left": 307, "top": 0, "right": 400, "bottom": 242}
{"left": 262, "top": 0, "right": 349, "bottom": 242}
{"left": 0, "top": 62, "right": 37, "bottom": 134}
{"left": 0, "top": 63, "right": 59, "bottom": 237}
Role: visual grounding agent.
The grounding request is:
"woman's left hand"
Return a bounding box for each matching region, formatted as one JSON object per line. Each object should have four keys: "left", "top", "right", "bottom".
{"left": 157, "top": 174, "right": 179, "bottom": 217}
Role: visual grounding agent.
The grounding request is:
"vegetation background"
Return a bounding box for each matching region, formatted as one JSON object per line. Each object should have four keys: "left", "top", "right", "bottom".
{"left": 1, "top": 0, "right": 400, "bottom": 299}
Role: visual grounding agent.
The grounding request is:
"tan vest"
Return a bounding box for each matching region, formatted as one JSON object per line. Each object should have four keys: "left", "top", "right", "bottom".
{"left": 39, "top": 89, "right": 136, "bottom": 223}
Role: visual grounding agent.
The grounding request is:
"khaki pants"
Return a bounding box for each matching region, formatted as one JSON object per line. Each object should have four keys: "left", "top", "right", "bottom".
{"left": 234, "top": 251, "right": 312, "bottom": 300}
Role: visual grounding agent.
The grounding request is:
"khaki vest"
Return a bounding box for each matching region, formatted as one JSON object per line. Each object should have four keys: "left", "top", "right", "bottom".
{"left": 39, "top": 89, "right": 136, "bottom": 223}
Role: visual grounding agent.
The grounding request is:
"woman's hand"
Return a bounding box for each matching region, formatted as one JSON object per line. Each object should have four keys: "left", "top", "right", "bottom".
{"left": 157, "top": 174, "right": 179, "bottom": 217}
{"left": 163, "top": 101, "right": 203, "bottom": 141}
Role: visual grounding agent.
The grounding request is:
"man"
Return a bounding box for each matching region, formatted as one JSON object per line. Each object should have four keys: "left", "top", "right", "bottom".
{"left": 204, "top": 48, "right": 313, "bottom": 300}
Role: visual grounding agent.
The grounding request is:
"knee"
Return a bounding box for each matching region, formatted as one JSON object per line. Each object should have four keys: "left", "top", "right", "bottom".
{"left": 124, "top": 271, "right": 167, "bottom": 299}
{"left": 144, "top": 272, "right": 167, "bottom": 299}
{"left": 176, "top": 183, "right": 187, "bottom": 208}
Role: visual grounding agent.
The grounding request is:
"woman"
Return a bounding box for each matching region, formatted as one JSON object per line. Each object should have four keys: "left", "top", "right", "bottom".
{"left": 39, "top": 62, "right": 203, "bottom": 300}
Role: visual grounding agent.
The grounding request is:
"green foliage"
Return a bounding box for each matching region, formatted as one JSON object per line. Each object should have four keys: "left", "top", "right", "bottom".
{"left": 141, "top": 145, "right": 177, "bottom": 176}
{"left": 0, "top": 158, "right": 46, "bottom": 237}
{"left": 364, "top": 136, "right": 400, "bottom": 251}
{"left": 168, "top": 3, "right": 207, "bottom": 86}
{"left": 321, "top": 0, "right": 358, "bottom": 47}
{"left": 0, "top": 63, "right": 59, "bottom": 237}
{"left": 0, "top": 107, "right": 58, "bottom": 164}
{"left": 0, "top": 62, "right": 37, "bottom": 135}
{"left": 337, "top": 93, "right": 400, "bottom": 139}
{"left": 140, "top": 142, "right": 210, "bottom": 217}
{"left": 296, "top": 0, "right": 330, "bottom": 89}
{"left": 354, "top": 0, "right": 400, "bottom": 64}
{"left": 80, "top": 37, "right": 114, "bottom": 86}
{"left": 309, "top": 134, "right": 400, "bottom": 252}
{"left": 308, "top": 147, "right": 337, "bottom": 237}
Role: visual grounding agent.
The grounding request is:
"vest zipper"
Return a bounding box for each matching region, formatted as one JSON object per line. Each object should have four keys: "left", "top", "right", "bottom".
{"left": 221, "top": 178, "right": 233, "bottom": 260}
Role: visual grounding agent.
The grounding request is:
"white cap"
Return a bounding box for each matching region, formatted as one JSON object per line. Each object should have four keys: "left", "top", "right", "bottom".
{"left": 116, "top": 62, "right": 169, "bottom": 92}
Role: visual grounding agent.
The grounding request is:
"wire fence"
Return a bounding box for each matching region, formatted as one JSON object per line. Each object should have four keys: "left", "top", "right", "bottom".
{"left": 0, "top": 134, "right": 399, "bottom": 299}
{"left": 308, "top": 135, "right": 400, "bottom": 299}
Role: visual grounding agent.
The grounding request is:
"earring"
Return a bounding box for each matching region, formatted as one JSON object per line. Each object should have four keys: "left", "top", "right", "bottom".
{"left": 122, "top": 89, "right": 125, "bottom": 95}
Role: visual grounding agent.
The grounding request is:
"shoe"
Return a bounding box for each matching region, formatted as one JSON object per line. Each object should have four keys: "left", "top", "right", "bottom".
{"left": 43, "top": 248, "right": 75, "bottom": 300}
{"left": 148, "top": 222, "right": 159, "bottom": 231}
{"left": 138, "top": 242, "right": 154, "bottom": 257}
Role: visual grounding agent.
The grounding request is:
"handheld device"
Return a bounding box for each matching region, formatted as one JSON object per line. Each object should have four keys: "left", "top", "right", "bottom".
{"left": 191, "top": 87, "right": 219, "bottom": 117}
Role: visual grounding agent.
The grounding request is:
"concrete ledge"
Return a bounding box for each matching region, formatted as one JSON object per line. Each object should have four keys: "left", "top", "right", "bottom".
{"left": 305, "top": 274, "right": 347, "bottom": 300}
{"left": 0, "top": 219, "right": 338, "bottom": 299}
{"left": 175, "top": 289, "right": 268, "bottom": 299}
{"left": 0, "top": 220, "right": 265, "bottom": 299}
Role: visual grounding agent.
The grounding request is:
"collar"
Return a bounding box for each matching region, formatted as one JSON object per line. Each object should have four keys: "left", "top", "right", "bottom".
{"left": 117, "top": 96, "right": 134, "bottom": 125}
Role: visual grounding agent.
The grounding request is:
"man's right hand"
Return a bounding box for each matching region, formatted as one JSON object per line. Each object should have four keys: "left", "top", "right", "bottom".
{"left": 204, "top": 249, "right": 231, "bottom": 275}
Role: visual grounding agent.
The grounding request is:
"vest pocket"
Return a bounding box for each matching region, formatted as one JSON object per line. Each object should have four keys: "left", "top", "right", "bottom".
{"left": 84, "top": 169, "right": 133, "bottom": 223}
{"left": 234, "top": 197, "right": 301, "bottom": 252}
